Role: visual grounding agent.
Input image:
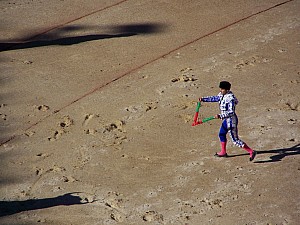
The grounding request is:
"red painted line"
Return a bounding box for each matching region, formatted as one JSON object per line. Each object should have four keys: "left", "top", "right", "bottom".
{"left": 0, "top": 0, "right": 294, "bottom": 146}
{"left": 0, "top": 135, "right": 16, "bottom": 146}
{"left": 52, "top": 0, "right": 294, "bottom": 113}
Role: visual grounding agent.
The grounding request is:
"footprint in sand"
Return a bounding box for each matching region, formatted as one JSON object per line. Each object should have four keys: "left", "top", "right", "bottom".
{"left": 98, "top": 120, "right": 128, "bottom": 148}
{"left": 287, "top": 118, "right": 297, "bottom": 125}
{"left": 28, "top": 165, "right": 67, "bottom": 195}
{"left": 105, "top": 192, "right": 124, "bottom": 209}
{"left": 286, "top": 102, "right": 300, "bottom": 111}
{"left": 290, "top": 79, "right": 300, "bottom": 84}
{"left": 22, "top": 60, "right": 33, "bottom": 65}
{"left": 171, "top": 68, "right": 197, "bottom": 83}
{"left": 124, "top": 102, "right": 158, "bottom": 117}
{"left": 171, "top": 74, "right": 197, "bottom": 83}
{"left": 104, "top": 192, "right": 127, "bottom": 222}
{"left": 25, "top": 131, "right": 35, "bottom": 137}
{"left": 110, "top": 211, "right": 125, "bottom": 222}
{"left": 48, "top": 116, "right": 73, "bottom": 141}
{"left": 35, "top": 152, "right": 51, "bottom": 158}
{"left": 234, "top": 55, "right": 271, "bottom": 70}
{"left": 278, "top": 48, "right": 287, "bottom": 53}
{"left": 59, "top": 116, "right": 73, "bottom": 128}
{"left": 82, "top": 114, "right": 102, "bottom": 135}
{"left": 82, "top": 113, "right": 99, "bottom": 126}
{"left": 279, "top": 99, "right": 300, "bottom": 111}
{"left": 142, "top": 211, "right": 164, "bottom": 222}
{"left": 103, "top": 120, "right": 125, "bottom": 133}
{"left": 0, "top": 113, "right": 7, "bottom": 121}
{"left": 157, "top": 68, "right": 197, "bottom": 95}
{"left": 48, "top": 129, "right": 65, "bottom": 141}
{"left": 84, "top": 128, "right": 97, "bottom": 135}
{"left": 200, "top": 198, "right": 223, "bottom": 209}
{"left": 46, "top": 165, "right": 66, "bottom": 173}
{"left": 34, "top": 104, "right": 50, "bottom": 112}
{"left": 62, "top": 176, "right": 77, "bottom": 183}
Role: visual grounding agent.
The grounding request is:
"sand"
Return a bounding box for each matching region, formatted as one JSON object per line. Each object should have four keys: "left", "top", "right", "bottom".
{"left": 0, "top": 0, "right": 299, "bottom": 224}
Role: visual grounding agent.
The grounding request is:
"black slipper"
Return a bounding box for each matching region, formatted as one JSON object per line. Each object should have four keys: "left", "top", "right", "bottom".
{"left": 249, "top": 150, "right": 257, "bottom": 161}
{"left": 214, "top": 153, "right": 228, "bottom": 158}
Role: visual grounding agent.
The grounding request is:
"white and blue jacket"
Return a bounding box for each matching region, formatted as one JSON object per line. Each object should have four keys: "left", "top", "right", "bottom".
{"left": 202, "top": 91, "right": 245, "bottom": 147}
{"left": 202, "top": 91, "right": 238, "bottom": 120}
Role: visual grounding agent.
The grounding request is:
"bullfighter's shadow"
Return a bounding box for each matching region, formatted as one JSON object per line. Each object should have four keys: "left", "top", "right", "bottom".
{"left": 227, "top": 143, "right": 300, "bottom": 163}
{"left": 254, "top": 143, "right": 300, "bottom": 163}
{"left": 0, "top": 192, "right": 90, "bottom": 217}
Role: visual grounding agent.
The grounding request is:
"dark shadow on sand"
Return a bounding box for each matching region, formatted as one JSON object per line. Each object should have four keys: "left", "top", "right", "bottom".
{"left": 225, "top": 143, "right": 300, "bottom": 163}
{"left": 0, "top": 23, "right": 168, "bottom": 52}
{"left": 0, "top": 33, "right": 136, "bottom": 51}
{"left": 254, "top": 143, "right": 300, "bottom": 163}
{"left": 0, "top": 192, "right": 89, "bottom": 217}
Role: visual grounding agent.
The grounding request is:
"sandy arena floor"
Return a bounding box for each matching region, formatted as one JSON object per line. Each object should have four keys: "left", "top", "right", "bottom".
{"left": 0, "top": 0, "right": 299, "bottom": 224}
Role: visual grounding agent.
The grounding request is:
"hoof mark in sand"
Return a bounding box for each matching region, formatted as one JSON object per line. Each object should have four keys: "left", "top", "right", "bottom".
{"left": 104, "top": 120, "right": 125, "bottom": 133}
{"left": 48, "top": 116, "right": 73, "bottom": 141}
{"left": 35, "top": 152, "right": 51, "bottom": 158}
{"left": 62, "top": 176, "right": 77, "bottom": 183}
{"left": 22, "top": 60, "right": 33, "bottom": 65}
{"left": 0, "top": 113, "right": 7, "bottom": 121}
{"left": 48, "top": 129, "right": 65, "bottom": 141}
{"left": 46, "top": 165, "right": 66, "bottom": 173}
{"left": 35, "top": 168, "right": 43, "bottom": 176}
{"left": 142, "top": 211, "right": 164, "bottom": 222}
{"left": 287, "top": 118, "right": 297, "bottom": 125}
{"left": 59, "top": 116, "right": 73, "bottom": 128}
{"left": 279, "top": 99, "right": 300, "bottom": 111}
{"left": 171, "top": 68, "right": 197, "bottom": 83}
{"left": 285, "top": 102, "right": 300, "bottom": 111}
{"left": 84, "top": 128, "right": 97, "bottom": 135}
{"left": 97, "top": 120, "right": 128, "bottom": 148}
{"left": 278, "top": 48, "right": 287, "bottom": 53}
{"left": 104, "top": 191, "right": 125, "bottom": 209}
{"left": 171, "top": 74, "right": 197, "bottom": 83}
{"left": 125, "top": 102, "right": 158, "bottom": 114}
{"left": 82, "top": 113, "right": 99, "bottom": 126}
{"left": 25, "top": 130, "right": 35, "bottom": 137}
{"left": 34, "top": 105, "right": 50, "bottom": 112}
{"left": 290, "top": 79, "right": 300, "bottom": 84}
{"left": 110, "top": 211, "right": 126, "bottom": 222}
{"left": 200, "top": 198, "right": 223, "bottom": 209}
{"left": 235, "top": 55, "right": 271, "bottom": 70}
{"left": 144, "top": 102, "right": 158, "bottom": 112}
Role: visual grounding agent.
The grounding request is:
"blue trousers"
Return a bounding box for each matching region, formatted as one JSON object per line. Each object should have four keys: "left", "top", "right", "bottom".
{"left": 219, "top": 116, "right": 244, "bottom": 148}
